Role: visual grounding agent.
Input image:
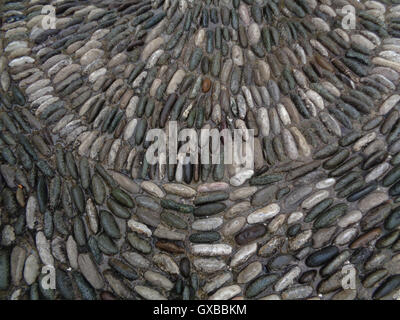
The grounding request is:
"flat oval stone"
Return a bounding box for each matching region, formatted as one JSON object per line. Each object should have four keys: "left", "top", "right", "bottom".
{"left": 198, "top": 182, "right": 229, "bottom": 193}
{"left": 248, "top": 23, "right": 260, "bottom": 45}
{"left": 237, "top": 261, "right": 263, "bottom": 284}
{"left": 302, "top": 190, "right": 330, "bottom": 210}
{"left": 235, "top": 224, "right": 267, "bottom": 245}
{"left": 193, "top": 258, "right": 227, "bottom": 273}
{"left": 192, "top": 217, "right": 223, "bottom": 231}
{"left": 225, "top": 201, "right": 251, "bottom": 218}
{"left": 23, "top": 254, "right": 40, "bottom": 285}
{"left": 289, "top": 230, "right": 313, "bottom": 251}
{"left": 358, "top": 192, "right": 389, "bottom": 212}
{"left": 379, "top": 94, "right": 400, "bottom": 115}
{"left": 305, "top": 246, "right": 339, "bottom": 267}
{"left": 144, "top": 271, "right": 174, "bottom": 291}
{"left": 285, "top": 186, "right": 313, "bottom": 208}
{"left": 274, "top": 267, "right": 301, "bottom": 292}
{"left": 209, "top": 285, "right": 241, "bottom": 300}
{"left": 251, "top": 185, "right": 278, "bottom": 207}
{"left": 141, "top": 181, "right": 165, "bottom": 198}
{"left": 338, "top": 211, "right": 362, "bottom": 228}
{"left": 203, "top": 272, "right": 232, "bottom": 294}
{"left": 247, "top": 203, "right": 280, "bottom": 224}
{"left": 134, "top": 285, "right": 167, "bottom": 300}
{"left": 230, "top": 186, "right": 258, "bottom": 201}
{"left": 350, "top": 228, "right": 382, "bottom": 249}
{"left": 222, "top": 217, "right": 246, "bottom": 237}
{"left": 191, "top": 244, "right": 232, "bottom": 257}
{"left": 78, "top": 253, "right": 104, "bottom": 290}
{"left": 230, "top": 243, "right": 257, "bottom": 267}
{"left": 245, "top": 274, "right": 279, "bottom": 298}
{"left": 232, "top": 45, "right": 244, "bottom": 66}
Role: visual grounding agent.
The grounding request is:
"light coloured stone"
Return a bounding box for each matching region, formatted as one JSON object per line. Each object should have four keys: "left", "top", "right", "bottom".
{"left": 23, "top": 254, "right": 40, "bottom": 285}
{"left": 302, "top": 191, "right": 330, "bottom": 210}
{"left": 237, "top": 261, "right": 262, "bottom": 284}
{"left": 36, "top": 231, "right": 54, "bottom": 267}
{"left": 380, "top": 94, "right": 400, "bottom": 115}
{"left": 78, "top": 253, "right": 104, "bottom": 289}
{"left": 192, "top": 217, "right": 223, "bottom": 231}
{"left": 128, "top": 219, "right": 152, "bottom": 237}
{"left": 247, "top": 203, "right": 280, "bottom": 224}
{"left": 230, "top": 243, "right": 257, "bottom": 267}
{"left": 191, "top": 244, "right": 233, "bottom": 257}
{"left": 358, "top": 192, "right": 389, "bottom": 212}
{"left": 209, "top": 285, "right": 241, "bottom": 300}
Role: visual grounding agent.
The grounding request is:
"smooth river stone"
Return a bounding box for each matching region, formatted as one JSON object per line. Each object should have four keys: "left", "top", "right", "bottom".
{"left": 358, "top": 192, "right": 389, "bottom": 212}
{"left": 192, "top": 217, "right": 224, "bottom": 231}
{"left": 335, "top": 228, "right": 358, "bottom": 246}
{"left": 230, "top": 243, "right": 257, "bottom": 267}
{"left": 230, "top": 186, "right": 258, "bottom": 201}
{"left": 222, "top": 217, "right": 247, "bottom": 237}
{"left": 225, "top": 201, "right": 251, "bottom": 218}
{"left": 239, "top": 3, "right": 250, "bottom": 25}
{"left": 153, "top": 253, "right": 180, "bottom": 275}
{"left": 36, "top": 231, "right": 54, "bottom": 267}
{"left": 282, "top": 285, "right": 313, "bottom": 300}
{"left": 247, "top": 23, "right": 261, "bottom": 45}
{"left": 163, "top": 183, "right": 197, "bottom": 197}
{"left": 237, "top": 261, "right": 263, "bottom": 284}
{"left": 78, "top": 253, "right": 104, "bottom": 290}
{"left": 282, "top": 128, "right": 299, "bottom": 160}
{"left": 338, "top": 210, "right": 362, "bottom": 228}
{"left": 289, "top": 230, "right": 313, "bottom": 251}
{"left": 301, "top": 190, "right": 330, "bottom": 210}
{"left": 122, "top": 252, "right": 150, "bottom": 269}
{"left": 66, "top": 235, "right": 78, "bottom": 270}
{"left": 232, "top": 45, "right": 244, "bottom": 66}
{"left": 141, "top": 181, "right": 165, "bottom": 198}
{"left": 136, "top": 207, "right": 161, "bottom": 227}
{"left": 365, "top": 163, "right": 390, "bottom": 183}
{"left": 23, "top": 254, "right": 40, "bottom": 285}
{"left": 353, "top": 132, "right": 377, "bottom": 152}
{"left": 247, "top": 203, "right": 280, "bottom": 224}
{"left": 274, "top": 266, "right": 301, "bottom": 292}
{"left": 166, "top": 69, "right": 186, "bottom": 94}
{"left": 350, "top": 228, "right": 381, "bottom": 249}
{"left": 209, "top": 285, "right": 241, "bottom": 300}
{"left": 191, "top": 244, "right": 233, "bottom": 256}
{"left": 110, "top": 171, "right": 140, "bottom": 194}
{"left": 379, "top": 94, "right": 400, "bottom": 115}
{"left": 258, "top": 60, "right": 270, "bottom": 82}
{"left": 198, "top": 182, "right": 229, "bottom": 192}
{"left": 11, "top": 246, "right": 25, "bottom": 285}
{"left": 287, "top": 212, "right": 304, "bottom": 225}
{"left": 154, "top": 225, "right": 185, "bottom": 241}
{"left": 194, "top": 258, "right": 227, "bottom": 273}
{"left": 235, "top": 224, "right": 267, "bottom": 245}
{"left": 251, "top": 185, "right": 278, "bottom": 206}
{"left": 313, "top": 227, "right": 337, "bottom": 248}
{"left": 203, "top": 272, "right": 232, "bottom": 294}
{"left": 285, "top": 187, "right": 313, "bottom": 208}
{"left": 134, "top": 286, "right": 167, "bottom": 300}
{"left": 230, "top": 169, "right": 254, "bottom": 186}
{"left": 128, "top": 219, "right": 152, "bottom": 237}
{"left": 141, "top": 37, "right": 164, "bottom": 61}
{"left": 259, "top": 294, "right": 282, "bottom": 300}
{"left": 144, "top": 270, "right": 174, "bottom": 291}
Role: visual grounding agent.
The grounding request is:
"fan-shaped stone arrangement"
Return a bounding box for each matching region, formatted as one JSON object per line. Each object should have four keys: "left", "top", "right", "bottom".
{"left": 1, "top": 0, "right": 400, "bottom": 300}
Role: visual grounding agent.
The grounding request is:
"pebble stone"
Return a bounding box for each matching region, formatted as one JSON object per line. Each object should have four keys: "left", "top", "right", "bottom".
{"left": 0, "top": 0, "right": 400, "bottom": 302}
